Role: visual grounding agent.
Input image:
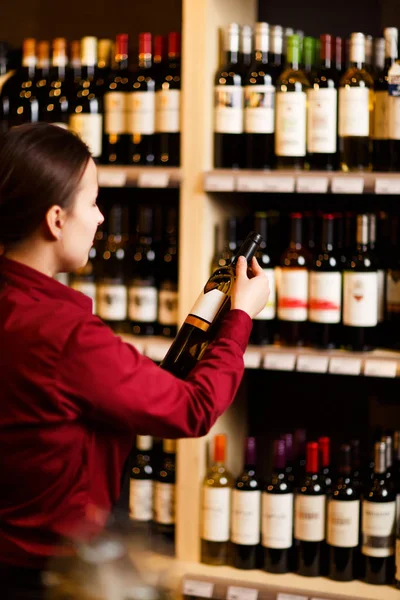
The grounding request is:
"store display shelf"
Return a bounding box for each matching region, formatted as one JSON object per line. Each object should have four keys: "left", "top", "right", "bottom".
{"left": 97, "top": 166, "right": 181, "bottom": 188}
{"left": 204, "top": 169, "right": 400, "bottom": 195}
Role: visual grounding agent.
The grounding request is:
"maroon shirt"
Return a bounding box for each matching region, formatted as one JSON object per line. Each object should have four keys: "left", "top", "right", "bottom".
{"left": 0, "top": 257, "right": 252, "bottom": 567}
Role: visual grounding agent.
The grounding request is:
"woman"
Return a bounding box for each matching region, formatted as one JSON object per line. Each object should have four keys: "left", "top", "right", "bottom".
{"left": 0, "top": 123, "right": 269, "bottom": 595}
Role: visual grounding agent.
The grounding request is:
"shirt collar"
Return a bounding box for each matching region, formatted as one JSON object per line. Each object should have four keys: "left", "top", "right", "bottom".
{"left": 0, "top": 256, "right": 92, "bottom": 312}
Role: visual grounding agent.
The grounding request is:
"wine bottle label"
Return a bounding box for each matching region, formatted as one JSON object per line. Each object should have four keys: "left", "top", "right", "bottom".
{"left": 70, "top": 281, "right": 97, "bottom": 314}
{"left": 214, "top": 85, "right": 244, "bottom": 134}
{"left": 362, "top": 500, "right": 396, "bottom": 557}
{"left": 338, "top": 87, "right": 370, "bottom": 137}
{"left": 373, "top": 90, "right": 389, "bottom": 140}
{"left": 343, "top": 272, "right": 378, "bottom": 327}
{"left": 104, "top": 92, "right": 128, "bottom": 135}
{"left": 306, "top": 87, "right": 337, "bottom": 154}
{"left": 129, "top": 479, "right": 154, "bottom": 522}
{"left": 97, "top": 284, "right": 127, "bottom": 321}
{"left": 186, "top": 288, "right": 227, "bottom": 332}
{"left": 387, "top": 270, "right": 400, "bottom": 314}
{"left": 244, "top": 85, "right": 275, "bottom": 134}
{"left": 294, "top": 494, "right": 326, "bottom": 542}
{"left": 261, "top": 492, "right": 293, "bottom": 549}
{"left": 128, "top": 285, "right": 158, "bottom": 323}
{"left": 275, "top": 91, "right": 307, "bottom": 157}
{"left": 277, "top": 268, "right": 308, "bottom": 322}
{"left": 388, "top": 76, "right": 400, "bottom": 140}
{"left": 377, "top": 269, "right": 385, "bottom": 323}
{"left": 253, "top": 268, "right": 276, "bottom": 320}
{"left": 155, "top": 89, "right": 180, "bottom": 133}
{"left": 126, "top": 91, "right": 156, "bottom": 135}
{"left": 202, "top": 487, "right": 231, "bottom": 542}
{"left": 396, "top": 538, "right": 400, "bottom": 581}
{"left": 309, "top": 271, "right": 341, "bottom": 324}
{"left": 231, "top": 489, "right": 261, "bottom": 546}
{"left": 158, "top": 289, "right": 178, "bottom": 326}
{"left": 154, "top": 481, "right": 175, "bottom": 525}
{"left": 69, "top": 113, "right": 103, "bottom": 158}
{"left": 327, "top": 499, "right": 360, "bottom": 548}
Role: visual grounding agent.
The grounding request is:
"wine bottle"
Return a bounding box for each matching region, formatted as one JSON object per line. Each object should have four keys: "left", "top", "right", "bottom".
{"left": 96, "top": 38, "right": 112, "bottom": 94}
{"left": 281, "top": 432, "right": 295, "bottom": 484}
{"left": 382, "top": 434, "right": 394, "bottom": 481}
{"left": 309, "top": 214, "right": 342, "bottom": 349}
{"left": 69, "top": 37, "right": 103, "bottom": 161}
{"left": 268, "top": 25, "right": 284, "bottom": 78}
{"left": 155, "top": 32, "right": 181, "bottom": 166}
{"left": 365, "top": 35, "right": 373, "bottom": 74}
{"left": 231, "top": 437, "right": 261, "bottom": 570}
{"left": 393, "top": 431, "right": 400, "bottom": 489}
{"left": 214, "top": 23, "right": 244, "bottom": 169}
{"left": 127, "top": 33, "right": 156, "bottom": 165}
{"left": 158, "top": 207, "right": 179, "bottom": 338}
{"left": 201, "top": 434, "right": 233, "bottom": 566}
{"left": 318, "top": 436, "right": 332, "bottom": 491}
{"left": 339, "top": 33, "right": 373, "bottom": 171}
{"left": 153, "top": 35, "right": 165, "bottom": 81}
{"left": 386, "top": 216, "right": 400, "bottom": 349}
{"left": 68, "top": 40, "right": 81, "bottom": 91}
{"left": 327, "top": 443, "right": 361, "bottom": 581}
{"left": 160, "top": 231, "right": 262, "bottom": 379}
{"left": 239, "top": 25, "right": 253, "bottom": 76}
{"left": 369, "top": 213, "right": 386, "bottom": 346}
{"left": 129, "top": 435, "right": 154, "bottom": 532}
{"left": 103, "top": 33, "right": 130, "bottom": 164}
{"left": 388, "top": 34, "right": 400, "bottom": 171}
{"left": 128, "top": 205, "right": 158, "bottom": 336}
{"left": 275, "top": 34, "right": 310, "bottom": 169}
{"left": 243, "top": 22, "right": 275, "bottom": 170}
{"left": 293, "top": 428, "right": 307, "bottom": 485}
{"left": 350, "top": 439, "right": 363, "bottom": 492}
{"left": 335, "top": 36, "right": 344, "bottom": 77}
{"left": 262, "top": 439, "right": 294, "bottom": 574}
{"left": 342, "top": 214, "right": 378, "bottom": 351}
{"left": 153, "top": 439, "right": 176, "bottom": 545}
{"left": 295, "top": 441, "right": 327, "bottom": 577}
{"left": 34, "top": 40, "right": 50, "bottom": 106}
{"left": 362, "top": 441, "right": 396, "bottom": 585}
{"left": 307, "top": 34, "right": 339, "bottom": 170}
{"left": 278, "top": 213, "right": 310, "bottom": 346}
{"left": 250, "top": 212, "right": 276, "bottom": 345}
{"left": 40, "top": 38, "right": 69, "bottom": 128}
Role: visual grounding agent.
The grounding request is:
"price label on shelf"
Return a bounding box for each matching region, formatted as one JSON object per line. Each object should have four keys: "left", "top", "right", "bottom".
{"left": 296, "top": 176, "right": 329, "bottom": 193}
{"left": 97, "top": 169, "right": 127, "bottom": 187}
{"left": 331, "top": 176, "right": 364, "bottom": 194}
{"left": 264, "top": 352, "right": 296, "bottom": 371}
{"left": 138, "top": 171, "right": 170, "bottom": 188}
{"left": 297, "top": 354, "right": 329, "bottom": 373}
{"left": 329, "top": 357, "right": 362, "bottom": 376}
{"left": 364, "top": 359, "right": 397, "bottom": 378}
{"left": 375, "top": 177, "right": 400, "bottom": 195}
{"left": 183, "top": 580, "right": 214, "bottom": 598}
{"left": 263, "top": 176, "right": 295, "bottom": 193}
{"left": 277, "top": 594, "right": 308, "bottom": 600}
{"left": 237, "top": 175, "right": 267, "bottom": 192}
{"left": 204, "top": 173, "right": 235, "bottom": 192}
{"left": 227, "top": 586, "right": 258, "bottom": 600}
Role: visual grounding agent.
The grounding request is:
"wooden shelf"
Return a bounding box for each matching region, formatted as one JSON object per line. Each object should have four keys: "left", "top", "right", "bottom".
{"left": 204, "top": 169, "right": 400, "bottom": 195}
{"left": 97, "top": 166, "right": 181, "bottom": 188}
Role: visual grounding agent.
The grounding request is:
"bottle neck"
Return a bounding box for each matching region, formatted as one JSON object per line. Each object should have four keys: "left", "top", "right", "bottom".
{"left": 321, "top": 218, "right": 334, "bottom": 251}
{"left": 254, "top": 28, "right": 269, "bottom": 63}
{"left": 349, "top": 36, "right": 366, "bottom": 70}
{"left": 290, "top": 216, "right": 303, "bottom": 248}
{"left": 116, "top": 57, "right": 129, "bottom": 70}
{"left": 305, "top": 443, "right": 319, "bottom": 475}
{"left": 225, "top": 27, "right": 240, "bottom": 65}
{"left": 374, "top": 443, "right": 386, "bottom": 475}
{"left": 226, "top": 50, "right": 239, "bottom": 64}
{"left": 356, "top": 215, "right": 369, "bottom": 249}
{"left": 230, "top": 232, "right": 262, "bottom": 266}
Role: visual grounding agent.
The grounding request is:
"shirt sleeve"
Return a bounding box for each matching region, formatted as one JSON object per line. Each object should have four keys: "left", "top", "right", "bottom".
{"left": 56, "top": 309, "right": 252, "bottom": 439}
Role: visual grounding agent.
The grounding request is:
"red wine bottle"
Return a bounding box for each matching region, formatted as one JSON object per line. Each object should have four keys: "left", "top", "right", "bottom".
{"left": 262, "top": 439, "right": 294, "bottom": 574}
{"left": 327, "top": 443, "right": 361, "bottom": 581}
{"left": 293, "top": 428, "right": 307, "bottom": 485}
{"left": 318, "top": 436, "right": 332, "bottom": 492}
{"left": 294, "top": 441, "right": 327, "bottom": 577}
{"left": 281, "top": 432, "right": 295, "bottom": 484}
{"left": 161, "top": 232, "right": 262, "bottom": 379}
{"left": 231, "top": 437, "right": 261, "bottom": 570}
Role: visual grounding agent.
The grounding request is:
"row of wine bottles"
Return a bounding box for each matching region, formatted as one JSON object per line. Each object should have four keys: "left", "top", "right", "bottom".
{"left": 201, "top": 432, "right": 400, "bottom": 587}
{"left": 214, "top": 24, "right": 400, "bottom": 172}
{"left": 57, "top": 203, "right": 178, "bottom": 337}
{"left": 0, "top": 32, "right": 181, "bottom": 165}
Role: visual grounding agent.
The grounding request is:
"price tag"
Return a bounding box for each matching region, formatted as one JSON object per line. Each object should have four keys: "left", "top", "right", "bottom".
{"left": 329, "top": 357, "right": 362, "bottom": 376}
{"left": 296, "top": 176, "right": 329, "bottom": 193}
{"left": 364, "top": 359, "right": 397, "bottom": 378}
{"left": 244, "top": 348, "right": 262, "bottom": 369}
{"left": 227, "top": 587, "right": 258, "bottom": 600}
{"left": 297, "top": 354, "right": 329, "bottom": 373}
{"left": 277, "top": 595, "right": 308, "bottom": 600}
{"left": 375, "top": 178, "right": 400, "bottom": 195}
{"left": 145, "top": 338, "right": 171, "bottom": 363}
{"left": 97, "top": 169, "right": 127, "bottom": 187}
{"left": 237, "top": 176, "right": 268, "bottom": 192}
{"left": 204, "top": 173, "right": 235, "bottom": 192}
{"left": 264, "top": 176, "right": 295, "bottom": 193}
{"left": 183, "top": 580, "right": 214, "bottom": 598}
{"left": 138, "top": 171, "right": 170, "bottom": 188}
{"left": 331, "top": 176, "right": 364, "bottom": 194}
{"left": 264, "top": 352, "right": 296, "bottom": 371}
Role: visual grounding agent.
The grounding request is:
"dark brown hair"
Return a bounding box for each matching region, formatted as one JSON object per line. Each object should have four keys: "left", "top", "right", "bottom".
{"left": 0, "top": 123, "right": 91, "bottom": 248}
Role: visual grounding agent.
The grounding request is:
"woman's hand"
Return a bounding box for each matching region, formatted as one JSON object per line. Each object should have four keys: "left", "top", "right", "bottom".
{"left": 231, "top": 256, "right": 270, "bottom": 319}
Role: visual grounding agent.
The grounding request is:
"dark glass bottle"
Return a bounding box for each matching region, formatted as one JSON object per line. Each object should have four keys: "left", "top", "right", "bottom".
{"left": 262, "top": 439, "right": 293, "bottom": 574}
{"left": 129, "top": 435, "right": 154, "bottom": 534}
{"left": 303, "top": 36, "right": 316, "bottom": 78}
{"left": 281, "top": 432, "right": 295, "bottom": 485}
{"left": 350, "top": 439, "right": 363, "bottom": 492}
{"left": 153, "top": 439, "right": 176, "bottom": 547}
{"left": 158, "top": 207, "right": 178, "bottom": 338}
{"left": 243, "top": 22, "right": 275, "bottom": 170}
{"left": 239, "top": 25, "right": 253, "bottom": 76}
{"left": 268, "top": 25, "right": 284, "bottom": 79}
{"left": 335, "top": 36, "right": 344, "bottom": 77}
{"left": 327, "top": 443, "right": 361, "bottom": 581}
{"left": 309, "top": 214, "right": 342, "bottom": 349}
{"left": 293, "top": 428, "right": 307, "bottom": 485}
{"left": 231, "top": 437, "right": 261, "bottom": 570}
{"left": 34, "top": 40, "right": 50, "bottom": 107}
{"left": 388, "top": 30, "right": 400, "bottom": 172}
{"left": 318, "top": 436, "right": 332, "bottom": 492}
{"left": 386, "top": 215, "right": 400, "bottom": 349}
{"left": 214, "top": 23, "right": 244, "bottom": 169}
{"left": 40, "top": 38, "right": 69, "bottom": 128}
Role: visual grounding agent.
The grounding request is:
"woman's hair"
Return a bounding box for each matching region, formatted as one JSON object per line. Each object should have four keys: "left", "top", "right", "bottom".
{"left": 0, "top": 123, "right": 91, "bottom": 248}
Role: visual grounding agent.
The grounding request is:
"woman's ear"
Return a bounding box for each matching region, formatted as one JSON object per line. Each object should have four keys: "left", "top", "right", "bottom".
{"left": 45, "top": 205, "right": 66, "bottom": 241}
